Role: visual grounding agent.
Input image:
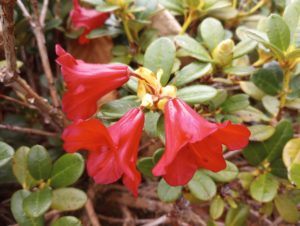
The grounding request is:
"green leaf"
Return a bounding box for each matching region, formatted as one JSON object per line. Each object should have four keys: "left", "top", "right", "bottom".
{"left": 157, "top": 179, "right": 182, "bottom": 203}
{"left": 157, "top": 115, "right": 165, "bottom": 144}
{"left": 207, "top": 89, "right": 228, "bottom": 109}
{"left": 238, "top": 172, "right": 254, "bottom": 190}
{"left": 249, "top": 125, "right": 275, "bottom": 142}
{"left": 225, "top": 204, "right": 249, "bottom": 226}
{"left": 188, "top": 171, "right": 216, "bottom": 201}
{"left": 290, "top": 163, "right": 300, "bottom": 188}
{"left": 283, "top": 0, "right": 300, "bottom": 47}
{"left": 144, "top": 37, "right": 176, "bottom": 85}
{"left": 153, "top": 148, "right": 164, "bottom": 164}
{"left": 96, "top": 3, "right": 120, "bottom": 12}
{"left": 87, "top": 27, "right": 122, "bottom": 39}
{"left": 265, "top": 120, "right": 293, "bottom": 162}
{"left": 23, "top": 187, "right": 52, "bottom": 217}
{"left": 233, "top": 39, "right": 257, "bottom": 59}
{"left": 0, "top": 141, "right": 14, "bottom": 167}
{"left": 50, "top": 153, "right": 84, "bottom": 188}
{"left": 266, "top": 14, "right": 290, "bottom": 51}
{"left": 11, "top": 190, "right": 44, "bottom": 226}
{"left": 12, "top": 147, "right": 37, "bottom": 189}
{"left": 100, "top": 98, "right": 140, "bottom": 119}
{"left": 250, "top": 173, "right": 279, "bottom": 202}
{"left": 177, "top": 85, "right": 217, "bottom": 104}
{"left": 242, "top": 28, "right": 285, "bottom": 60}
{"left": 199, "top": 17, "right": 225, "bottom": 51}
{"left": 251, "top": 68, "right": 282, "bottom": 96}
{"left": 204, "top": 161, "right": 238, "bottom": 183}
{"left": 174, "top": 35, "right": 211, "bottom": 62}
{"left": 221, "top": 94, "right": 249, "bottom": 113}
{"left": 51, "top": 188, "right": 87, "bottom": 211}
{"left": 223, "top": 66, "right": 255, "bottom": 76}
{"left": 270, "top": 159, "right": 287, "bottom": 178}
{"left": 209, "top": 195, "right": 225, "bottom": 220}
{"left": 28, "top": 145, "right": 52, "bottom": 180}
{"left": 239, "top": 81, "right": 265, "bottom": 101}
{"left": 144, "top": 111, "right": 160, "bottom": 137}
{"left": 235, "top": 106, "right": 270, "bottom": 123}
{"left": 51, "top": 216, "right": 82, "bottom": 226}
{"left": 275, "top": 194, "right": 300, "bottom": 223}
{"left": 173, "top": 62, "right": 212, "bottom": 87}
{"left": 243, "top": 120, "right": 293, "bottom": 165}
{"left": 137, "top": 157, "right": 154, "bottom": 178}
{"left": 283, "top": 138, "right": 300, "bottom": 169}
{"left": 262, "top": 95, "right": 279, "bottom": 116}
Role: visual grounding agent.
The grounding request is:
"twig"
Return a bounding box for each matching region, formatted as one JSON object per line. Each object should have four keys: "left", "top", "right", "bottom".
{"left": 0, "top": 94, "right": 37, "bottom": 110}
{"left": 39, "top": 0, "right": 49, "bottom": 27}
{"left": 17, "top": 0, "right": 60, "bottom": 107}
{"left": 121, "top": 205, "right": 134, "bottom": 226}
{"left": 141, "top": 215, "right": 169, "bottom": 226}
{"left": 0, "top": 1, "right": 66, "bottom": 131}
{"left": 0, "top": 124, "right": 58, "bottom": 137}
{"left": 85, "top": 184, "right": 102, "bottom": 226}
{"left": 224, "top": 149, "right": 242, "bottom": 159}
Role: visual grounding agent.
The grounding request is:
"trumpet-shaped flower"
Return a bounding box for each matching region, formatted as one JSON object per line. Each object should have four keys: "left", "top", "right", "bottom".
{"left": 62, "top": 108, "right": 144, "bottom": 196}
{"left": 56, "top": 45, "right": 130, "bottom": 121}
{"left": 152, "top": 98, "right": 250, "bottom": 186}
{"left": 70, "top": 0, "right": 110, "bottom": 44}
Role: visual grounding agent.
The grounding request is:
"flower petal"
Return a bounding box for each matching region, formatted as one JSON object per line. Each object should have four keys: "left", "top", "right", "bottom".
{"left": 62, "top": 119, "right": 113, "bottom": 153}
{"left": 214, "top": 121, "right": 251, "bottom": 151}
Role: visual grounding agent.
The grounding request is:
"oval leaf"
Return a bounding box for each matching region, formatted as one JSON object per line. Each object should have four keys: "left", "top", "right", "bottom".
{"left": 275, "top": 194, "right": 300, "bottom": 224}
{"left": 23, "top": 186, "right": 52, "bottom": 217}
{"left": 50, "top": 153, "right": 84, "bottom": 188}
{"left": 188, "top": 171, "right": 216, "bottom": 201}
{"left": 157, "top": 179, "right": 182, "bottom": 203}
{"left": 283, "top": 138, "right": 300, "bottom": 169}
{"left": 204, "top": 161, "right": 238, "bottom": 183}
{"left": 0, "top": 141, "right": 14, "bottom": 167}
{"left": 51, "top": 188, "right": 87, "bottom": 211}
{"left": 177, "top": 85, "right": 217, "bottom": 104}
{"left": 28, "top": 145, "right": 52, "bottom": 180}
{"left": 210, "top": 195, "right": 225, "bottom": 220}
{"left": 249, "top": 125, "right": 275, "bottom": 142}
{"left": 144, "top": 37, "right": 176, "bottom": 85}
{"left": 250, "top": 173, "right": 279, "bottom": 203}
{"left": 51, "top": 216, "right": 82, "bottom": 226}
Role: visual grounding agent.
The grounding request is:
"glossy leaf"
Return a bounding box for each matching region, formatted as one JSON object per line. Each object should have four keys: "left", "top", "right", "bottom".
{"left": 283, "top": 138, "right": 300, "bottom": 169}
{"left": 177, "top": 85, "right": 217, "bottom": 104}
{"left": 225, "top": 204, "right": 249, "bottom": 226}
{"left": 50, "top": 153, "right": 84, "bottom": 188}
{"left": 221, "top": 94, "right": 249, "bottom": 113}
{"left": 51, "top": 188, "right": 87, "bottom": 211}
{"left": 266, "top": 14, "right": 290, "bottom": 51}
{"left": 262, "top": 95, "right": 279, "bottom": 116}
{"left": 250, "top": 173, "right": 279, "bottom": 202}
{"left": 249, "top": 125, "right": 275, "bottom": 142}
{"left": 275, "top": 194, "right": 300, "bottom": 223}
{"left": 209, "top": 195, "right": 225, "bottom": 220}
{"left": 173, "top": 62, "right": 212, "bottom": 87}
{"left": 188, "top": 171, "right": 216, "bottom": 201}
{"left": 157, "top": 179, "right": 182, "bottom": 203}
{"left": 51, "top": 216, "right": 82, "bottom": 226}
{"left": 28, "top": 145, "right": 52, "bottom": 180}
{"left": 204, "top": 161, "right": 238, "bottom": 183}
{"left": 23, "top": 186, "right": 52, "bottom": 217}
{"left": 240, "top": 81, "right": 265, "bottom": 101}
{"left": 137, "top": 157, "right": 154, "bottom": 178}
{"left": 0, "top": 141, "right": 14, "bottom": 167}
{"left": 144, "top": 37, "right": 176, "bottom": 85}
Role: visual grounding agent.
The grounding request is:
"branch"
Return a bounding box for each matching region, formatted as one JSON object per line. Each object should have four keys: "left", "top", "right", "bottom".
{"left": 0, "top": 0, "right": 17, "bottom": 83}
{"left": 0, "top": 93, "right": 37, "bottom": 110}
{"left": 0, "top": 124, "right": 58, "bottom": 137}
{"left": 40, "top": 0, "right": 49, "bottom": 27}
{"left": 17, "top": 0, "right": 60, "bottom": 108}
{"left": 0, "top": 1, "right": 66, "bottom": 131}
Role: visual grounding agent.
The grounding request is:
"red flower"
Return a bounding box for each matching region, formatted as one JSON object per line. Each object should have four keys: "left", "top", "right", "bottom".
{"left": 62, "top": 108, "right": 144, "bottom": 196}
{"left": 56, "top": 45, "right": 130, "bottom": 121}
{"left": 152, "top": 98, "right": 250, "bottom": 186}
{"left": 70, "top": 0, "right": 110, "bottom": 44}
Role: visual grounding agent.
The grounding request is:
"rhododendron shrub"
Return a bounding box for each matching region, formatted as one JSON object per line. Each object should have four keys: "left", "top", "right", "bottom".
{"left": 3, "top": 0, "right": 300, "bottom": 225}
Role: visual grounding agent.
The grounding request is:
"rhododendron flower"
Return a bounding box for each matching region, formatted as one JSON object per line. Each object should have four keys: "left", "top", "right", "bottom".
{"left": 152, "top": 98, "right": 250, "bottom": 186}
{"left": 62, "top": 108, "right": 144, "bottom": 196}
{"left": 56, "top": 45, "right": 130, "bottom": 121}
{"left": 70, "top": 0, "right": 110, "bottom": 44}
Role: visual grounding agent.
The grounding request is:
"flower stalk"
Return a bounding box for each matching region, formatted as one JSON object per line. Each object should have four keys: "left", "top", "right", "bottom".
{"left": 179, "top": 10, "right": 194, "bottom": 35}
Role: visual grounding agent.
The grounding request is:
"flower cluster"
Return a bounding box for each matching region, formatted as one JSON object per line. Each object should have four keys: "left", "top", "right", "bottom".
{"left": 56, "top": 45, "right": 250, "bottom": 196}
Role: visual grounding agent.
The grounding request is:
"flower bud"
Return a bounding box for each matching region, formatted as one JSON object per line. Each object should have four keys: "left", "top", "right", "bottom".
{"left": 212, "top": 39, "right": 235, "bottom": 67}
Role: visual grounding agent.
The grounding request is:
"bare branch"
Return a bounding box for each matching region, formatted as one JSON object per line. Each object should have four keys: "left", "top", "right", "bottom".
{"left": 17, "top": 0, "right": 60, "bottom": 107}
{"left": 40, "top": 0, "right": 49, "bottom": 27}
{"left": 0, "top": 93, "right": 37, "bottom": 110}
{"left": 0, "top": 124, "right": 58, "bottom": 137}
